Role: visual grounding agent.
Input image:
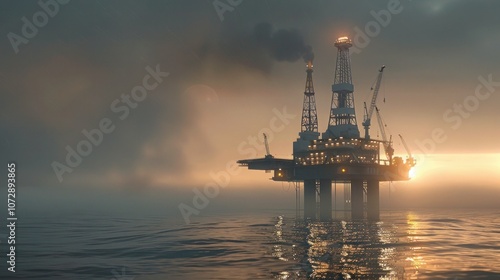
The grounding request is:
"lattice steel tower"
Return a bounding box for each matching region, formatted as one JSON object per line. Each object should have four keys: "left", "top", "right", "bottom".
{"left": 324, "top": 37, "right": 360, "bottom": 139}
{"left": 301, "top": 61, "right": 318, "bottom": 133}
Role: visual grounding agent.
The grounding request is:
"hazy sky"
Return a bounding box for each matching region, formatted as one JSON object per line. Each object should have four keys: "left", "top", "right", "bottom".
{"left": 1, "top": 0, "right": 499, "bottom": 216}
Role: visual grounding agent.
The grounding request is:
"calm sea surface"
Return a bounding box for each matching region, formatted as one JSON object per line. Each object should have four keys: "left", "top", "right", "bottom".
{"left": 1, "top": 209, "right": 499, "bottom": 279}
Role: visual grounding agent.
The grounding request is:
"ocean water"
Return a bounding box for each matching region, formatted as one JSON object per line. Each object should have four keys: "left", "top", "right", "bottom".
{"left": 1, "top": 209, "right": 499, "bottom": 280}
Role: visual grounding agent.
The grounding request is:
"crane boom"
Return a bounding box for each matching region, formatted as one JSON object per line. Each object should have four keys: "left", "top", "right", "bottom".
{"left": 375, "top": 106, "right": 394, "bottom": 162}
{"left": 399, "top": 134, "right": 416, "bottom": 167}
{"left": 375, "top": 107, "right": 387, "bottom": 144}
{"left": 363, "top": 65, "right": 386, "bottom": 139}
{"left": 398, "top": 134, "right": 412, "bottom": 158}
{"left": 263, "top": 133, "right": 273, "bottom": 159}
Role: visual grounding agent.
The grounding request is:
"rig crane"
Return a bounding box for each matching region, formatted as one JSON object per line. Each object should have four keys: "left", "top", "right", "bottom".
{"left": 399, "top": 134, "right": 416, "bottom": 167}
{"left": 375, "top": 106, "right": 394, "bottom": 163}
{"left": 263, "top": 133, "right": 274, "bottom": 159}
{"left": 363, "top": 65, "right": 386, "bottom": 139}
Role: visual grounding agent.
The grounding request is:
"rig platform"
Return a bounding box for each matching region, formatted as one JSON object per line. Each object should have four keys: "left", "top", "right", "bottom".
{"left": 238, "top": 37, "right": 415, "bottom": 220}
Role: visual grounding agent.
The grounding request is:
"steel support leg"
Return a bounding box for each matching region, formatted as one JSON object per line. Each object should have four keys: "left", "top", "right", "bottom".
{"left": 304, "top": 180, "right": 316, "bottom": 220}
{"left": 367, "top": 180, "right": 380, "bottom": 220}
{"left": 351, "top": 179, "right": 364, "bottom": 220}
{"left": 319, "top": 179, "right": 332, "bottom": 221}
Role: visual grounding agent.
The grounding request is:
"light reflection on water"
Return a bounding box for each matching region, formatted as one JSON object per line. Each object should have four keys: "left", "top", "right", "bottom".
{"left": 269, "top": 210, "right": 500, "bottom": 280}
{"left": 272, "top": 216, "right": 406, "bottom": 279}
{"left": 3, "top": 209, "right": 500, "bottom": 279}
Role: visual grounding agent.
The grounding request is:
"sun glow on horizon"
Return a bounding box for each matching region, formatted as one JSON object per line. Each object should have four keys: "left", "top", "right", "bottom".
{"left": 399, "top": 153, "right": 500, "bottom": 187}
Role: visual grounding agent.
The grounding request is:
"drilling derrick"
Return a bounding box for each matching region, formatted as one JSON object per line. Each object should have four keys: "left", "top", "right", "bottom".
{"left": 325, "top": 37, "right": 360, "bottom": 139}
{"left": 301, "top": 61, "right": 318, "bottom": 133}
{"left": 293, "top": 61, "right": 320, "bottom": 156}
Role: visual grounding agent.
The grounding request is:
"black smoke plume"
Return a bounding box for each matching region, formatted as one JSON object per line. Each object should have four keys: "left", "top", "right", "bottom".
{"left": 253, "top": 22, "right": 314, "bottom": 63}
{"left": 198, "top": 22, "right": 314, "bottom": 73}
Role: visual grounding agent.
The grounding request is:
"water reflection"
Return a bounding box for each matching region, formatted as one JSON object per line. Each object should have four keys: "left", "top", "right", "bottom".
{"left": 404, "top": 213, "right": 424, "bottom": 276}
{"left": 272, "top": 216, "right": 410, "bottom": 279}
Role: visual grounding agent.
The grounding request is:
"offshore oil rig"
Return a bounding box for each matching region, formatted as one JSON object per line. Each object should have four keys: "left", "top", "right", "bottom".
{"left": 238, "top": 37, "right": 415, "bottom": 220}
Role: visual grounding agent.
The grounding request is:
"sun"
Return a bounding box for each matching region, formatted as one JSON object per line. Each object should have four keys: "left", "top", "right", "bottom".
{"left": 409, "top": 167, "right": 416, "bottom": 179}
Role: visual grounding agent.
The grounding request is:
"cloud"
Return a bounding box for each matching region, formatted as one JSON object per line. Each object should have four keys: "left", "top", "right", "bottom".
{"left": 0, "top": 41, "right": 208, "bottom": 189}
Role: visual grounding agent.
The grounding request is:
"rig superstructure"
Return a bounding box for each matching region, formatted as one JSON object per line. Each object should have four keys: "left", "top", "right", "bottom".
{"left": 238, "top": 37, "right": 415, "bottom": 220}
